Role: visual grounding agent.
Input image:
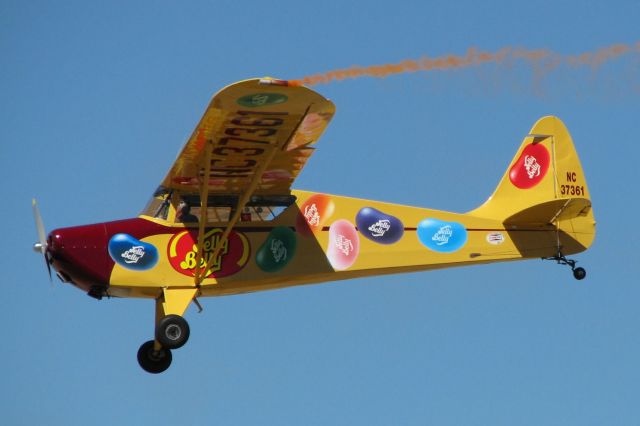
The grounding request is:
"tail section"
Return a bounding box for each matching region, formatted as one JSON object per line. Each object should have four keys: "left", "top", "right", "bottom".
{"left": 470, "top": 116, "right": 595, "bottom": 254}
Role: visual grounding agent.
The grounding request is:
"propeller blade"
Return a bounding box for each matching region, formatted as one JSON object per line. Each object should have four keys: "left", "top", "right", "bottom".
{"left": 32, "top": 198, "right": 53, "bottom": 285}
{"left": 32, "top": 198, "right": 47, "bottom": 255}
{"left": 45, "top": 253, "right": 53, "bottom": 284}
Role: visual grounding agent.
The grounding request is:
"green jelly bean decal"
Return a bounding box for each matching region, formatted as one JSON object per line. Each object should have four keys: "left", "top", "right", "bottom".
{"left": 256, "top": 227, "right": 297, "bottom": 272}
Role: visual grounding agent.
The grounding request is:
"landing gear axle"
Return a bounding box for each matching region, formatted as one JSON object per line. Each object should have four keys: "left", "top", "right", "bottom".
{"left": 156, "top": 314, "right": 190, "bottom": 349}
{"left": 137, "top": 340, "right": 172, "bottom": 374}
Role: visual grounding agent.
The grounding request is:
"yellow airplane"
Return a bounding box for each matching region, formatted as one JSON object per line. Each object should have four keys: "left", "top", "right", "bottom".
{"left": 32, "top": 78, "right": 595, "bottom": 373}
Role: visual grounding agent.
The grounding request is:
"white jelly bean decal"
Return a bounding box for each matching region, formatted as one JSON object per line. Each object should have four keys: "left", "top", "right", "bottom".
{"left": 326, "top": 219, "right": 360, "bottom": 270}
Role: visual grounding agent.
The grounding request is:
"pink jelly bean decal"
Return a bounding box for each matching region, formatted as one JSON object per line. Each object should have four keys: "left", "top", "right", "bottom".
{"left": 295, "top": 194, "right": 335, "bottom": 236}
{"left": 509, "top": 143, "right": 550, "bottom": 189}
{"left": 326, "top": 219, "right": 360, "bottom": 270}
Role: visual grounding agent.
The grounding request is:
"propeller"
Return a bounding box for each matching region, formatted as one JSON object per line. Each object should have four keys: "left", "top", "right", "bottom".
{"left": 32, "top": 198, "right": 52, "bottom": 283}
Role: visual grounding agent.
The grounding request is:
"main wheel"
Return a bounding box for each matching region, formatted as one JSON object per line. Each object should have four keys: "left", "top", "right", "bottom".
{"left": 573, "top": 267, "right": 586, "bottom": 280}
{"left": 137, "top": 340, "right": 172, "bottom": 374}
{"left": 156, "top": 314, "right": 190, "bottom": 349}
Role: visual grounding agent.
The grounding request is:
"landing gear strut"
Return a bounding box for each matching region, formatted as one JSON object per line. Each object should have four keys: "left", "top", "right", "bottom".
{"left": 137, "top": 289, "right": 197, "bottom": 373}
{"left": 545, "top": 252, "right": 586, "bottom": 280}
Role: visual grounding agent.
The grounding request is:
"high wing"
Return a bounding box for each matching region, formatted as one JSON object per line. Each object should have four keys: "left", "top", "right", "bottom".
{"left": 161, "top": 78, "right": 335, "bottom": 196}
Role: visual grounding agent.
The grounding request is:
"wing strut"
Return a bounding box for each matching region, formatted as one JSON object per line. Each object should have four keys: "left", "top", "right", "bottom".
{"left": 193, "top": 107, "right": 311, "bottom": 287}
{"left": 193, "top": 139, "right": 214, "bottom": 285}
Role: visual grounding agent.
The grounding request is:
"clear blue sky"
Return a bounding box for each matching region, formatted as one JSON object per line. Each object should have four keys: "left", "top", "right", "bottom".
{"left": 2, "top": 1, "right": 639, "bottom": 424}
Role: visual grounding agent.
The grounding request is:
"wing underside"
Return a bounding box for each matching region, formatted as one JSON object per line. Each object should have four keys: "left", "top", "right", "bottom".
{"left": 161, "top": 78, "right": 335, "bottom": 196}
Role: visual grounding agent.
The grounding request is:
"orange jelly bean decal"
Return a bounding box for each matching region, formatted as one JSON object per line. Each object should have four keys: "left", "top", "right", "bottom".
{"left": 326, "top": 219, "right": 360, "bottom": 270}
{"left": 295, "top": 194, "right": 335, "bottom": 236}
{"left": 509, "top": 143, "right": 550, "bottom": 189}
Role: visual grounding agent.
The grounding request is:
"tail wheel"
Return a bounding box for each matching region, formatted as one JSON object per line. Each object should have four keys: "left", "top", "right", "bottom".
{"left": 137, "top": 340, "right": 172, "bottom": 374}
{"left": 156, "top": 314, "right": 190, "bottom": 349}
{"left": 573, "top": 267, "right": 586, "bottom": 280}
{"left": 545, "top": 253, "right": 587, "bottom": 281}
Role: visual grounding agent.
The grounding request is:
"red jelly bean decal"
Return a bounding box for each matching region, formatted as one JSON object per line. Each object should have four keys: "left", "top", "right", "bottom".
{"left": 509, "top": 143, "right": 550, "bottom": 189}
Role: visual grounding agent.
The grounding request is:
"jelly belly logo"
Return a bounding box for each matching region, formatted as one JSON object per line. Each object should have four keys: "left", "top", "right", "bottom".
{"left": 108, "top": 234, "right": 159, "bottom": 271}
{"left": 509, "top": 143, "right": 550, "bottom": 189}
{"left": 167, "top": 229, "right": 250, "bottom": 278}
{"left": 417, "top": 219, "right": 467, "bottom": 253}
{"left": 355, "top": 207, "right": 404, "bottom": 244}
{"left": 237, "top": 93, "right": 288, "bottom": 107}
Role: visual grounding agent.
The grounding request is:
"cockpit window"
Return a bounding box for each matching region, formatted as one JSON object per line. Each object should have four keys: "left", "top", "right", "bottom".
{"left": 176, "top": 194, "right": 295, "bottom": 224}
{"left": 142, "top": 188, "right": 295, "bottom": 225}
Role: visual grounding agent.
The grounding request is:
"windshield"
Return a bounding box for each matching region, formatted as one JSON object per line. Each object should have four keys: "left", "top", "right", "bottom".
{"left": 141, "top": 187, "right": 173, "bottom": 220}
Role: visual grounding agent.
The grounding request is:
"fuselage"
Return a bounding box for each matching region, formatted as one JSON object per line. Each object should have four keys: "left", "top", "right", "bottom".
{"left": 47, "top": 190, "right": 592, "bottom": 300}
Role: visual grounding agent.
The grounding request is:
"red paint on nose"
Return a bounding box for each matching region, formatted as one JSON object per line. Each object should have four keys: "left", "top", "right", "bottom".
{"left": 48, "top": 223, "right": 109, "bottom": 292}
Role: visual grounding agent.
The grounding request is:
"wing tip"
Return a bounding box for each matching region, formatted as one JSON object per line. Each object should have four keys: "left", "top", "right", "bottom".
{"left": 259, "top": 77, "right": 304, "bottom": 87}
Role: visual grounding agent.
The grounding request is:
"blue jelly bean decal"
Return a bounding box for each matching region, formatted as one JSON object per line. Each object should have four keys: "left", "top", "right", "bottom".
{"left": 417, "top": 219, "right": 467, "bottom": 253}
{"left": 108, "top": 233, "right": 159, "bottom": 270}
{"left": 355, "top": 207, "right": 404, "bottom": 244}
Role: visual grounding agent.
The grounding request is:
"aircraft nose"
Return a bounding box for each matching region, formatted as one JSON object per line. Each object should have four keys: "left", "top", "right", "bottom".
{"left": 47, "top": 231, "right": 63, "bottom": 255}
{"left": 43, "top": 224, "right": 110, "bottom": 294}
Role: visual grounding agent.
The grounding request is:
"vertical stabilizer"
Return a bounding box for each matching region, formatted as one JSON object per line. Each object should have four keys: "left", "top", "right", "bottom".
{"left": 469, "top": 116, "right": 595, "bottom": 253}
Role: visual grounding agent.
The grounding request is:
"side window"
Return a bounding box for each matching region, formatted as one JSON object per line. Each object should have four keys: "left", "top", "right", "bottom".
{"left": 171, "top": 194, "right": 295, "bottom": 224}
{"left": 174, "top": 205, "right": 233, "bottom": 224}
{"left": 193, "top": 207, "right": 232, "bottom": 223}
{"left": 239, "top": 206, "right": 287, "bottom": 222}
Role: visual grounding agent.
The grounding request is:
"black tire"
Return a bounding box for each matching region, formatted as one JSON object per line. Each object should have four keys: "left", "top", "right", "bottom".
{"left": 573, "top": 267, "right": 586, "bottom": 280}
{"left": 156, "top": 315, "right": 190, "bottom": 349}
{"left": 137, "top": 340, "right": 172, "bottom": 374}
